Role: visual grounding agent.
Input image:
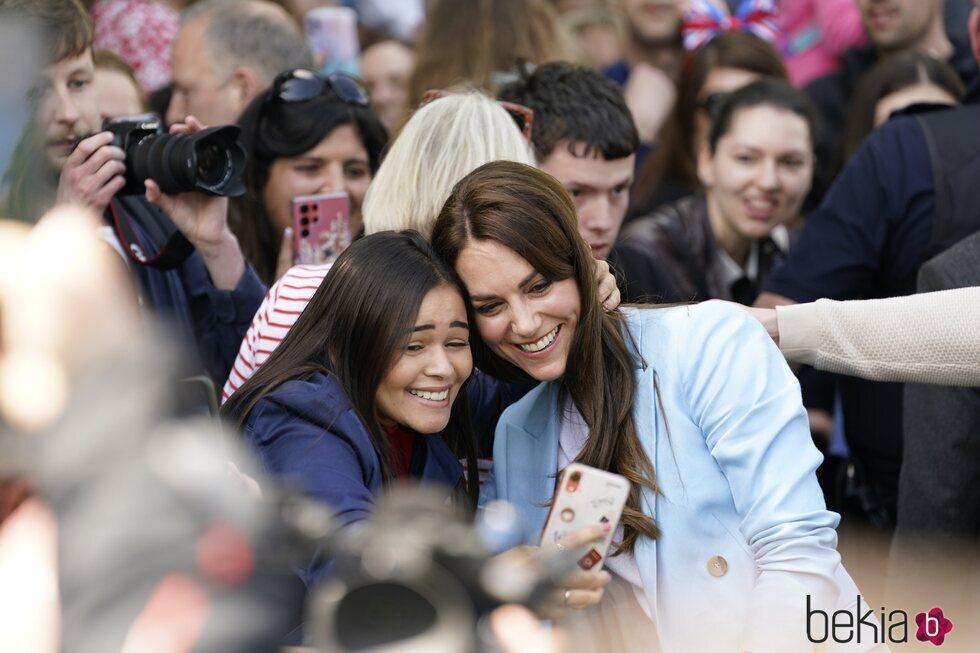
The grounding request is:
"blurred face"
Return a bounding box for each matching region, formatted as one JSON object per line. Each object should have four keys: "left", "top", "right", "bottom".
{"left": 616, "top": 0, "right": 684, "bottom": 45}
{"left": 167, "top": 17, "right": 243, "bottom": 126}
{"left": 539, "top": 143, "right": 634, "bottom": 260}
{"left": 94, "top": 69, "right": 145, "bottom": 123}
{"left": 375, "top": 284, "right": 472, "bottom": 434}
{"left": 455, "top": 240, "right": 580, "bottom": 382}
{"left": 262, "top": 124, "right": 372, "bottom": 238}
{"left": 859, "top": 0, "right": 938, "bottom": 52}
{"left": 699, "top": 105, "right": 813, "bottom": 251}
{"left": 36, "top": 51, "right": 101, "bottom": 172}
{"left": 360, "top": 40, "right": 415, "bottom": 132}
{"left": 873, "top": 82, "right": 958, "bottom": 126}
{"left": 693, "top": 67, "right": 763, "bottom": 156}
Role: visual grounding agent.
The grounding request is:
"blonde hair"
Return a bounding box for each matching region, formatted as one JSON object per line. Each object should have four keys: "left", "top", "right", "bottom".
{"left": 362, "top": 91, "right": 535, "bottom": 237}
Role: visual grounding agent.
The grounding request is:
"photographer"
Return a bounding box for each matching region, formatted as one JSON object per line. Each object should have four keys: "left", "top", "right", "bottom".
{"left": 2, "top": 0, "right": 266, "bottom": 388}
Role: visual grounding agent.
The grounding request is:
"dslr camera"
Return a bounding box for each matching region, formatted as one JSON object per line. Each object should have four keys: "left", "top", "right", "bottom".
{"left": 103, "top": 114, "right": 247, "bottom": 197}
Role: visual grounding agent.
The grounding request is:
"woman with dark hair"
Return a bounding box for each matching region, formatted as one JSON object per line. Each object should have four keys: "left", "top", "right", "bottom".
{"left": 838, "top": 50, "right": 962, "bottom": 170}
{"left": 231, "top": 70, "right": 388, "bottom": 284}
{"left": 222, "top": 231, "right": 479, "bottom": 585}
{"left": 629, "top": 31, "right": 788, "bottom": 220}
{"left": 431, "top": 160, "right": 872, "bottom": 653}
{"left": 612, "top": 79, "right": 818, "bottom": 305}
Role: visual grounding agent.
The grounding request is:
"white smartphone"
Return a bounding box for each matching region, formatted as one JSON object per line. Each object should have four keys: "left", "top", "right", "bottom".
{"left": 539, "top": 462, "right": 630, "bottom": 572}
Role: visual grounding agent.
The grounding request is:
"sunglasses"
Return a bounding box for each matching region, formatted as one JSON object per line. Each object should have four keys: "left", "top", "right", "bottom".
{"left": 269, "top": 69, "right": 369, "bottom": 107}
{"left": 420, "top": 89, "right": 535, "bottom": 140}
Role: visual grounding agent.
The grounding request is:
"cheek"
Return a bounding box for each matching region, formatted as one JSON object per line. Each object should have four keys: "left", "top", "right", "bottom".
{"left": 347, "top": 175, "right": 371, "bottom": 212}
{"left": 475, "top": 315, "right": 507, "bottom": 347}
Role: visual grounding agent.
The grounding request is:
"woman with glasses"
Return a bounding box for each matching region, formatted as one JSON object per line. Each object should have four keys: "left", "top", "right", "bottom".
{"left": 229, "top": 70, "right": 388, "bottom": 285}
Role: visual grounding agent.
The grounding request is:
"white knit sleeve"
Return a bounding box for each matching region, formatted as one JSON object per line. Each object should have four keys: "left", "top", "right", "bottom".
{"left": 776, "top": 288, "right": 980, "bottom": 386}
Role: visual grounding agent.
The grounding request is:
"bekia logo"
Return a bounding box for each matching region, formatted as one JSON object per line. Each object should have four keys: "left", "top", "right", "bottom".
{"left": 916, "top": 607, "right": 953, "bottom": 646}
{"left": 806, "top": 596, "right": 953, "bottom": 646}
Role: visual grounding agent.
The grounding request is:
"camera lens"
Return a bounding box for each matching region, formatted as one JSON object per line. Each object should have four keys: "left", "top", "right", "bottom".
{"left": 195, "top": 143, "right": 231, "bottom": 187}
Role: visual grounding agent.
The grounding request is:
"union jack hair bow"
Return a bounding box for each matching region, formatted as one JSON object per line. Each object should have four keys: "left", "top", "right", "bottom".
{"left": 681, "top": 0, "right": 779, "bottom": 51}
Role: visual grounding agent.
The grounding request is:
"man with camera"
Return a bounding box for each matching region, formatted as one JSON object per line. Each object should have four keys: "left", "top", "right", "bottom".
{"left": 3, "top": 0, "right": 266, "bottom": 391}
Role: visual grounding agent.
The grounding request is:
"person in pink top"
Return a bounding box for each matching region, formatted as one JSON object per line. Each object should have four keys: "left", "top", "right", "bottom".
{"left": 777, "top": 0, "right": 867, "bottom": 87}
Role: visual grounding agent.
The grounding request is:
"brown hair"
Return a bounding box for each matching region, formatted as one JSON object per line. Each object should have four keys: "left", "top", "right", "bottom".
{"left": 93, "top": 49, "right": 147, "bottom": 110}
{"left": 631, "top": 31, "right": 787, "bottom": 216}
{"left": 222, "top": 231, "right": 479, "bottom": 506}
{"left": 838, "top": 50, "right": 963, "bottom": 168}
{"left": 0, "top": 0, "right": 92, "bottom": 64}
{"left": 431, "top": 161, "right": 659, "bottom": 552}
{"left": 407, "top": 0, "right": 571, "bottom": 108}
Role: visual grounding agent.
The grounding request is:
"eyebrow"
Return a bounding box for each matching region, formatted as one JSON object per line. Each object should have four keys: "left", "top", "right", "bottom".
{"left": 411, "top": 320, "right": 470, "bottom": 332}
{"left": 469, "top": 271, "right": 537, "bottom": 302}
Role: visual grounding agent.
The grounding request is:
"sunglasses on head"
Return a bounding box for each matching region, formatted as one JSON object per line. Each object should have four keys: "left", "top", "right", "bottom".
{"left": 268, "top": 69, "right": 369, "bottom": 107}
{"left": 420, "top": 89, "right": 535, "bottom": 140}
{"left": 697, "top": 91, "right": 732, "bottom": 118}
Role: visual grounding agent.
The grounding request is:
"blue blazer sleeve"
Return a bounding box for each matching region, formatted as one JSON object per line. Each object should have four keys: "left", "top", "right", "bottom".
{"left": 679, "top": 302, "right": 841, "bottom": 651}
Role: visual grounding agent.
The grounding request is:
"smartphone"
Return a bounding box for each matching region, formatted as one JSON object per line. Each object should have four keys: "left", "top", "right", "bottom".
{"left": 303, "top": 6, "right": 360, "bottom": 77}
{"left": 539, "top": 462, "right": 630, "bottom": 572}
{"left": 291, "top": 192, "right": 351, "bottom": 266}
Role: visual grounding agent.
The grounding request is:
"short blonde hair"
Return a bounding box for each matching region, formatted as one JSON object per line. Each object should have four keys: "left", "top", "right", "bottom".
{"left": 362, "top": 91, "right": 535, "bottom": 237}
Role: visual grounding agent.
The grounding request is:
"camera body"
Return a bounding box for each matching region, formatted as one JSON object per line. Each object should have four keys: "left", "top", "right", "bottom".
{"left": 102, "top": 114, "right": 247, "bottom": 197}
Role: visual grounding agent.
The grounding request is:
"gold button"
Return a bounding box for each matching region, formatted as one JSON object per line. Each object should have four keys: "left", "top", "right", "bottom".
{"left": 707, "top": 555, "right": 728, "bottom": 577}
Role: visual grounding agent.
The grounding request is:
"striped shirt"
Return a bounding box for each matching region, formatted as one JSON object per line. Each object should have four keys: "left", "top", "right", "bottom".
{"left": 221, "top": 264, "right": 330, "bottom": 403}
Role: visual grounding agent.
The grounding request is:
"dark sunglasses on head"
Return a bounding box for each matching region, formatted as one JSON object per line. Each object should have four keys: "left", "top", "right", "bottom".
{"left": 420, "top": 89, "right": 535, "bottom": 140}
{"left": 269, "top": 69, "right": 369, "bottom": 107}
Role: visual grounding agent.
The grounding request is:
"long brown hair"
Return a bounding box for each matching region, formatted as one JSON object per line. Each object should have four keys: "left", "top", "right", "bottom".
{"left": 407, "top": 0, "right": 571, "bottom": 106}
{"left": 222, "top": 230, "right": 479, "bottom": 505}
{"left": 431, "top": 161, "right": 659, "bottom": 551}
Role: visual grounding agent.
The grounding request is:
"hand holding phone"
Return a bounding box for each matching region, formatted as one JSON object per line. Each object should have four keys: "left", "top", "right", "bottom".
{"left": 291, "top": 191, "right": 351, "bottom": 266}
{"left": 540, "top": 463, "right": 630, "bottom": 572}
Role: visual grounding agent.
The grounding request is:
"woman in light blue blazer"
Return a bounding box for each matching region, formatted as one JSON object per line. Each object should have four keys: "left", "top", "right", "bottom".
{"left": 431, "top": 161, "right": 880, "bottom": 653}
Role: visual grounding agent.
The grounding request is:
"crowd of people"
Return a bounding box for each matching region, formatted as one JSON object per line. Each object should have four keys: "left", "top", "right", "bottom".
{"left": 1, "top": 0, "right": 979, "bottom": 651}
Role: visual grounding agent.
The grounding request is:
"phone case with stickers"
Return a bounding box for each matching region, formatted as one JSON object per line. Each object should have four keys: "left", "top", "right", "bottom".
{"left": 539, "top": 462, "right": 630, "bottom": 572}
{"left": 291, "top": 191, "right": 350, "bottom": 266}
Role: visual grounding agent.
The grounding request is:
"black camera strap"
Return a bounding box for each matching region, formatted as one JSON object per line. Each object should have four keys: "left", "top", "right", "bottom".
{"left": 108, "top": 196, "right": 194, "bottom": 270}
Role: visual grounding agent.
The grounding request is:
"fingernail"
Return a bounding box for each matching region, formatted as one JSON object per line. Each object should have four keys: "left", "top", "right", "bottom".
{"left": 284, "top": 227, "right": 292, "bottom": 237}
{"left": 601, "top": 522, "right": 611, "bottom": 533}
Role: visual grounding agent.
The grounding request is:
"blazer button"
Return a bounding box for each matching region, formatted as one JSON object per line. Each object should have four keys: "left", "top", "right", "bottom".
{"left": 707, "top": 555, "right": 728, "bottom": 577}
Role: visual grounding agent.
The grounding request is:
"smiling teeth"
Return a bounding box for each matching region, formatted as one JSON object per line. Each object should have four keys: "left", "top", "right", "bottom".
{"left": 409, "top": 389, "right": 448, "bottom": 401}
{"left": 519, "top": 326, "right": 559, "bottom": 353}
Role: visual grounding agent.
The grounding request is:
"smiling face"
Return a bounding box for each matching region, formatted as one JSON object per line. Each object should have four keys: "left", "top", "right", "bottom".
{"left": 375, "top": 283, "right": 472, "bottom": 434}
{"left": 699, "top": 104, "right": 813, "bottom": 257}
{"left": 261, "top": 123, "right": 372, "bottom": 238}
{"left": 455, "top": 239, "right": 580, "bottom": 382}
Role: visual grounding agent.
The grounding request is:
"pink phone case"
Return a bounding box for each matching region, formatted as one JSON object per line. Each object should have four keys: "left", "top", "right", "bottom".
{"left": 291, "top": 192, "right": 351, "bottom": 266}
{"left": 540, "top": 463, "right": 630, "bottom": 572}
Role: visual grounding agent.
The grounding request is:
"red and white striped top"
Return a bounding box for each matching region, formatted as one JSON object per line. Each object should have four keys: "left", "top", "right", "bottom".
{"left": 221, "top": 264, "right": 330, "bottom": 403}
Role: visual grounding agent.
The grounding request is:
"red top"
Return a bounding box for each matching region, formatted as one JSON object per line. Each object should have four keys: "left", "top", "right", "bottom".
{"left": 383, "top": 424, "right": 417, "bottom": 477}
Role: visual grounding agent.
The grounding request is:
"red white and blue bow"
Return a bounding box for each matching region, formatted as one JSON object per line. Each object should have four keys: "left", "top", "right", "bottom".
{"left": 682, "top": 0, "right": 779, "bottom": 51}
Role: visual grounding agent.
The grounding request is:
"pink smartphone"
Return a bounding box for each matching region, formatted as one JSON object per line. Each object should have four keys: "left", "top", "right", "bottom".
{"left": 291, "top": 191, "right": 351, "bottom": 266}
{"left": 540, "top": 463, "right": 630, "bottom": 572}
